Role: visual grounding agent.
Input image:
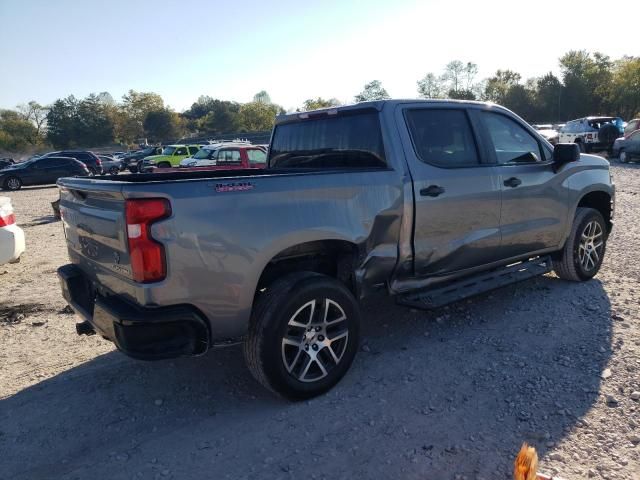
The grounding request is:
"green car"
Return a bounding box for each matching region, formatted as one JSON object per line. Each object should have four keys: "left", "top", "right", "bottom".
{"left": 145, "top": 145, "right": 201, "bottom": 168}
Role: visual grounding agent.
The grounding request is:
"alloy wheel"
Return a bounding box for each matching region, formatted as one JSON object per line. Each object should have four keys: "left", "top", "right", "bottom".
{"left": 7, "top": 178, "right": 20, "bottom": 190}
{"left": 578, "top": 220, "right": 604, "bottom": 272}
{"left": 281, "top": 298, "right": 349, "bottom": 383}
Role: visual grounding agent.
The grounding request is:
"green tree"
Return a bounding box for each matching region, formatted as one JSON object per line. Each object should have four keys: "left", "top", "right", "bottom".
{"left": 46, "top": 96, "right": 79, "bottom": 149}
{"left": 607, "top": 56, "right": 640, "bottom": 119}
{"left": 300, "top": 97, "right": 341, "bottom": 111}
{"left": 77, "top": 94, "right": 115, "bottom": 146}
{"left": 0, "top": 110, "right": 39, "bottom": 151}
{"left": 119, "top": 90, "right": 164, "bottom": 143}
{"left": 354, "top": 80, "right": 390, "bottom": 102}
{"left": 238, "top": 102, "right": 281, "bottom": 131}
{"left": 536, "top": 72, "right": 563, "bottom": 121}
{"left": 443, "top": 60, "right": 466, "bottom": 93}
{"left": 484, "top": 70, "right": 522, "bottom": 103}
{"left": 448, "top": 89, "right": 476, "bottom": 100}
{"left": 16, "top": 101, "right": 49, "bottom": 136}
{"left": 143, "top": 109, "right": 184, "bottom": 142}
{"left": 417, "top": 73, "right": 444, "bottom": 99}
{"left": 253, "top": 90, "right": 272, "bottom": 104}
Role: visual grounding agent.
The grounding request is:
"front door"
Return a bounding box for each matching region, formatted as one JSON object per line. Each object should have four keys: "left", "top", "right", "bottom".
{"left": 476, "top": 110, "right": 568, "bottom": 258}
{"left": 397, "top": 105, "right": 503, "bottom": 277}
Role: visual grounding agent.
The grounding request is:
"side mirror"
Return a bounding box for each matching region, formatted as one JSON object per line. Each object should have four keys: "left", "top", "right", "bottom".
{"left": 553, "top": 143, "right": 580, "bottom": 171}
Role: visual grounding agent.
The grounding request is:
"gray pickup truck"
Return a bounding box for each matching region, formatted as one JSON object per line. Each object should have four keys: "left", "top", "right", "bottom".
{"left": 57, "top": 100, "right": 614, "bottom": 399}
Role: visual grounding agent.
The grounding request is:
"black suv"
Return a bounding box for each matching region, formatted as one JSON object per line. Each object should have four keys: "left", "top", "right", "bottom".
{"left": 0, "top": 156, "right": 89, "bottom": 190}
{"left": 122, "top": 147, "right": 163, "bottom": 173}
{"left": 41, "top": 150, "right": 103, "bottom": 174}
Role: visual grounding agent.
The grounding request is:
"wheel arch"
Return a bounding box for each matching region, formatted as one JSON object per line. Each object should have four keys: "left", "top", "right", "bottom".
{"left": 255, "top": 239, "right": 362, "bottom": 304}
{"left": 577, "top": 190, "right": 613, "bottom": 233}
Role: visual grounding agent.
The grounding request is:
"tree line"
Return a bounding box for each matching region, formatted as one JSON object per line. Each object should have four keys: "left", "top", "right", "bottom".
{"left": 0, "top": 50, "right": 638, "bottom": 153}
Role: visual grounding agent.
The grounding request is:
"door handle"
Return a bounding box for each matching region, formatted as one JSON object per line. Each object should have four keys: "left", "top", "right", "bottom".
{"left": 420, "top": 185, "right": 445, "bottom": 197}
{"left": 503, "top": 177, "right": 522, "bottom": 188}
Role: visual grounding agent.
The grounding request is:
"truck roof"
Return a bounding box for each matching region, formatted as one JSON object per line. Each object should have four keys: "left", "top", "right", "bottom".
{"left": 275, "top": 99, "right": 502, "bottom": 125}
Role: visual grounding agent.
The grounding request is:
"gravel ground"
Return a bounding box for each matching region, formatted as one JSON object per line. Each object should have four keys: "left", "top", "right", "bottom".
{"left": 1, "top": 164, "right": 639, "bottom": 480}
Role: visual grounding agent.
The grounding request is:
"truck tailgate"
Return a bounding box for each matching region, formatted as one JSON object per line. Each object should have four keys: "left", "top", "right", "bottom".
{"left": 58, "top": 181, "right": 133, "bottom": 282}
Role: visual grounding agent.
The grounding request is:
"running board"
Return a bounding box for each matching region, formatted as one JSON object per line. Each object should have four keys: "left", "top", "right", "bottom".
{"left": 397, "top": 256, "right": 553, "bottom": 310}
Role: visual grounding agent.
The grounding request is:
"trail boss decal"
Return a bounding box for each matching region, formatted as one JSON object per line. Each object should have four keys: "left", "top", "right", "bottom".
{"left": 215, "top": 182, "right": 254, "bottom": 193}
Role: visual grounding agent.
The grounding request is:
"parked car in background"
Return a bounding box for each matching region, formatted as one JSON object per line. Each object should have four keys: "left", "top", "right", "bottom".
{"left": 558, "top": 117, "right": 624, "bottom": 152}
{"left": 178, "top": 143, "right": 267, "bottom": 168}
{"left": 0, "top": 156, "right": 90, "bottom": 190}
{"left": 57, "top": 99, "right": 614, "bottom": 399}
{"left": 613, "top": 130, "right": 640, "bottom": 163}
{"left": 0, "top": 196, "right": 25, "bottom": 265}
{"left": 143, "top": 145, "right": 201, "bottom": 169}
{"left": 532, "top": 124, "right": 559, "bottom": 145}
{"left": 40, "top": 150, "right": 103, "bottom": 174}
{"left": 624, "top": 118, "right": 639, "bottom": 136}
{"left": 122, "top": 147, "right": 163, "bottom": 173}
{"left": 98, "top": 155, "right": 124, "bottom": 175}
{"left": 0, "top": 158, "right": 15, "bottom": 170}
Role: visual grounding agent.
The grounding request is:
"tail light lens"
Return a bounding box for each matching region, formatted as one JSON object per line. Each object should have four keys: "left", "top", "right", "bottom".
{"left": 125, "top": 198, "right": 171, "bottom": 283}
{"left": 0, "top": 201, "right": 15, "bottom": 227}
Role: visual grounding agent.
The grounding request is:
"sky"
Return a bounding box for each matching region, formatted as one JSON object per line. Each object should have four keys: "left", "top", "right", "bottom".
{"left": 0, "top": 0, "right": 638, "bottom": 112}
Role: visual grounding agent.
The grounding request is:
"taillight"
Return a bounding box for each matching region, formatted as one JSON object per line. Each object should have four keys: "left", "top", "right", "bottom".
{"left": 0, "top": 200, "right": 15, "bottom": 227}
{"left": 125, "top": 198, "right": 171, "bottom": 283}
{"left": 95, "top": 158, "right": 102, "bottom": 166}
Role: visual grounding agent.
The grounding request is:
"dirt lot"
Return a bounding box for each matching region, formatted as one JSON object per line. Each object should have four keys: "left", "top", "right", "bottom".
{"left": 1, "top": 164, "right": 639, "bottom": 480}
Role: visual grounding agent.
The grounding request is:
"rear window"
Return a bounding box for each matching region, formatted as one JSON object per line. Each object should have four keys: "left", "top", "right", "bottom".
{"left": 269, "top": 110, "right": 386, "bottom": 169}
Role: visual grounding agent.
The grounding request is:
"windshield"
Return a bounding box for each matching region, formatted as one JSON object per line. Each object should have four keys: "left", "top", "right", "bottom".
{"left": 193, "top": 149, "right": 212, "bottom": 159}
{"left": 161, "top": 146, "right": 176, "bottom": 156}
{"left": 269, "top": 110, "right": 386, "bottom": 169}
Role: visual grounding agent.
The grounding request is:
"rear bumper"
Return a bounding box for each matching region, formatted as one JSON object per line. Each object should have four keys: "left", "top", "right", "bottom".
{"left": 0, "top": 224, "right": 25, "bottom": 265}
{"left": 58, "top": 264, "right": 209, "bottom": 360}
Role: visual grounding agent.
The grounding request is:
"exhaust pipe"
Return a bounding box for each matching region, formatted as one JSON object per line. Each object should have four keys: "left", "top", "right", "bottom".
{"left": 76, "top": 321, "right": 96, "bottom": 336}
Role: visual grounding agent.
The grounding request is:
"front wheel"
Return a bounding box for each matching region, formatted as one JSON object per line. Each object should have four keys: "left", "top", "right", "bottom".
{"left": 553, "top": 207, "right": 608, "bottom": 281}
{"left": 109, "top": 167, "right": 119, "bottom": 175}
{"left": 3, "top": 176, "right": 22, "bottom": 191}
{"left": 244, "top": 272, "right": 361, "bottom": 400}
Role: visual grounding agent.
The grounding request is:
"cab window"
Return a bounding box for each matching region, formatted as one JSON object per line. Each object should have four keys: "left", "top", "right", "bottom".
{"left": 482, "top": 112, "right": 543, "bottom": 164}
{"left": 216, "top": 149, "right": 241, "bottom": 165}
{"left": 247, "top": 149, "right": 266, "bottom": 165}
{"left": 174, "top": 147, "right": 188, "bottom": 155}
{"left": 405, "top": 109, "right": 480, "bottom": 167}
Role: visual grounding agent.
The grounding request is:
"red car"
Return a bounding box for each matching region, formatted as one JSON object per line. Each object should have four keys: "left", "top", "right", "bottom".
{"left": 175, "top": 144, "right": 267, "bottom": 172}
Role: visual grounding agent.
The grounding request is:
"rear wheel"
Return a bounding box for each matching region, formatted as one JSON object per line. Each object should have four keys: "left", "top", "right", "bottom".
{"left": 157, "top": 162, "right": 171, "bottom": 168}
{"left": 553, "top": 207, "right": 607, "bottom": 281}
{"left": 244, "top": 272, "right": 360, "bottom": 400}
{"left": 619, "top": 150, "right": 628, "bottom": 163}
{"left": 3, "top": 176, "right": 21, "bottom": 191}
{"left": 109, "top": 166, "right": 119, "bottom": 175}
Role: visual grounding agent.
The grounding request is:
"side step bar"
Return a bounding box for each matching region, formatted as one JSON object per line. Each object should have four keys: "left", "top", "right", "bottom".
{"left": 396, "top": 256, "right": 553, "bottom": 310}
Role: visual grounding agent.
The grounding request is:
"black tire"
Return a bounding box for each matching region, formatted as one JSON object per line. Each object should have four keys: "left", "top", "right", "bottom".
{"left": 619, "top": 149, "right": 628, "bottom": 163}
{"left": 3, "top": 176, "right": 22, "bottom": 191}
{"left": 244, "top": 272, "right": 361, "bottom": 400}
{"left": 136, "top": 161, "right": 144, "bottom": 173}
{"left": 128, "top": 166, "right": 138, "bottom": 173}
{"left": 109, "top": 167, "right": 119, "bottom": 175}
{"left": 576, "top": 140, "right": 585, "bottom": 153}
{"left": 553, "top": 207, "right": 608, "bottom": 281}
{"left": 157, "top": 162, "right": 171, "bottom": 168}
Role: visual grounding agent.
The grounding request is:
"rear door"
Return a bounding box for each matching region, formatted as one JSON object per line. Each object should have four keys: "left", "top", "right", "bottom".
{"left": 397, "top": 104, "right": 503, "bottom": 276}
{"left": 476, "top": 110, "right": 568, "bottom": 258}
